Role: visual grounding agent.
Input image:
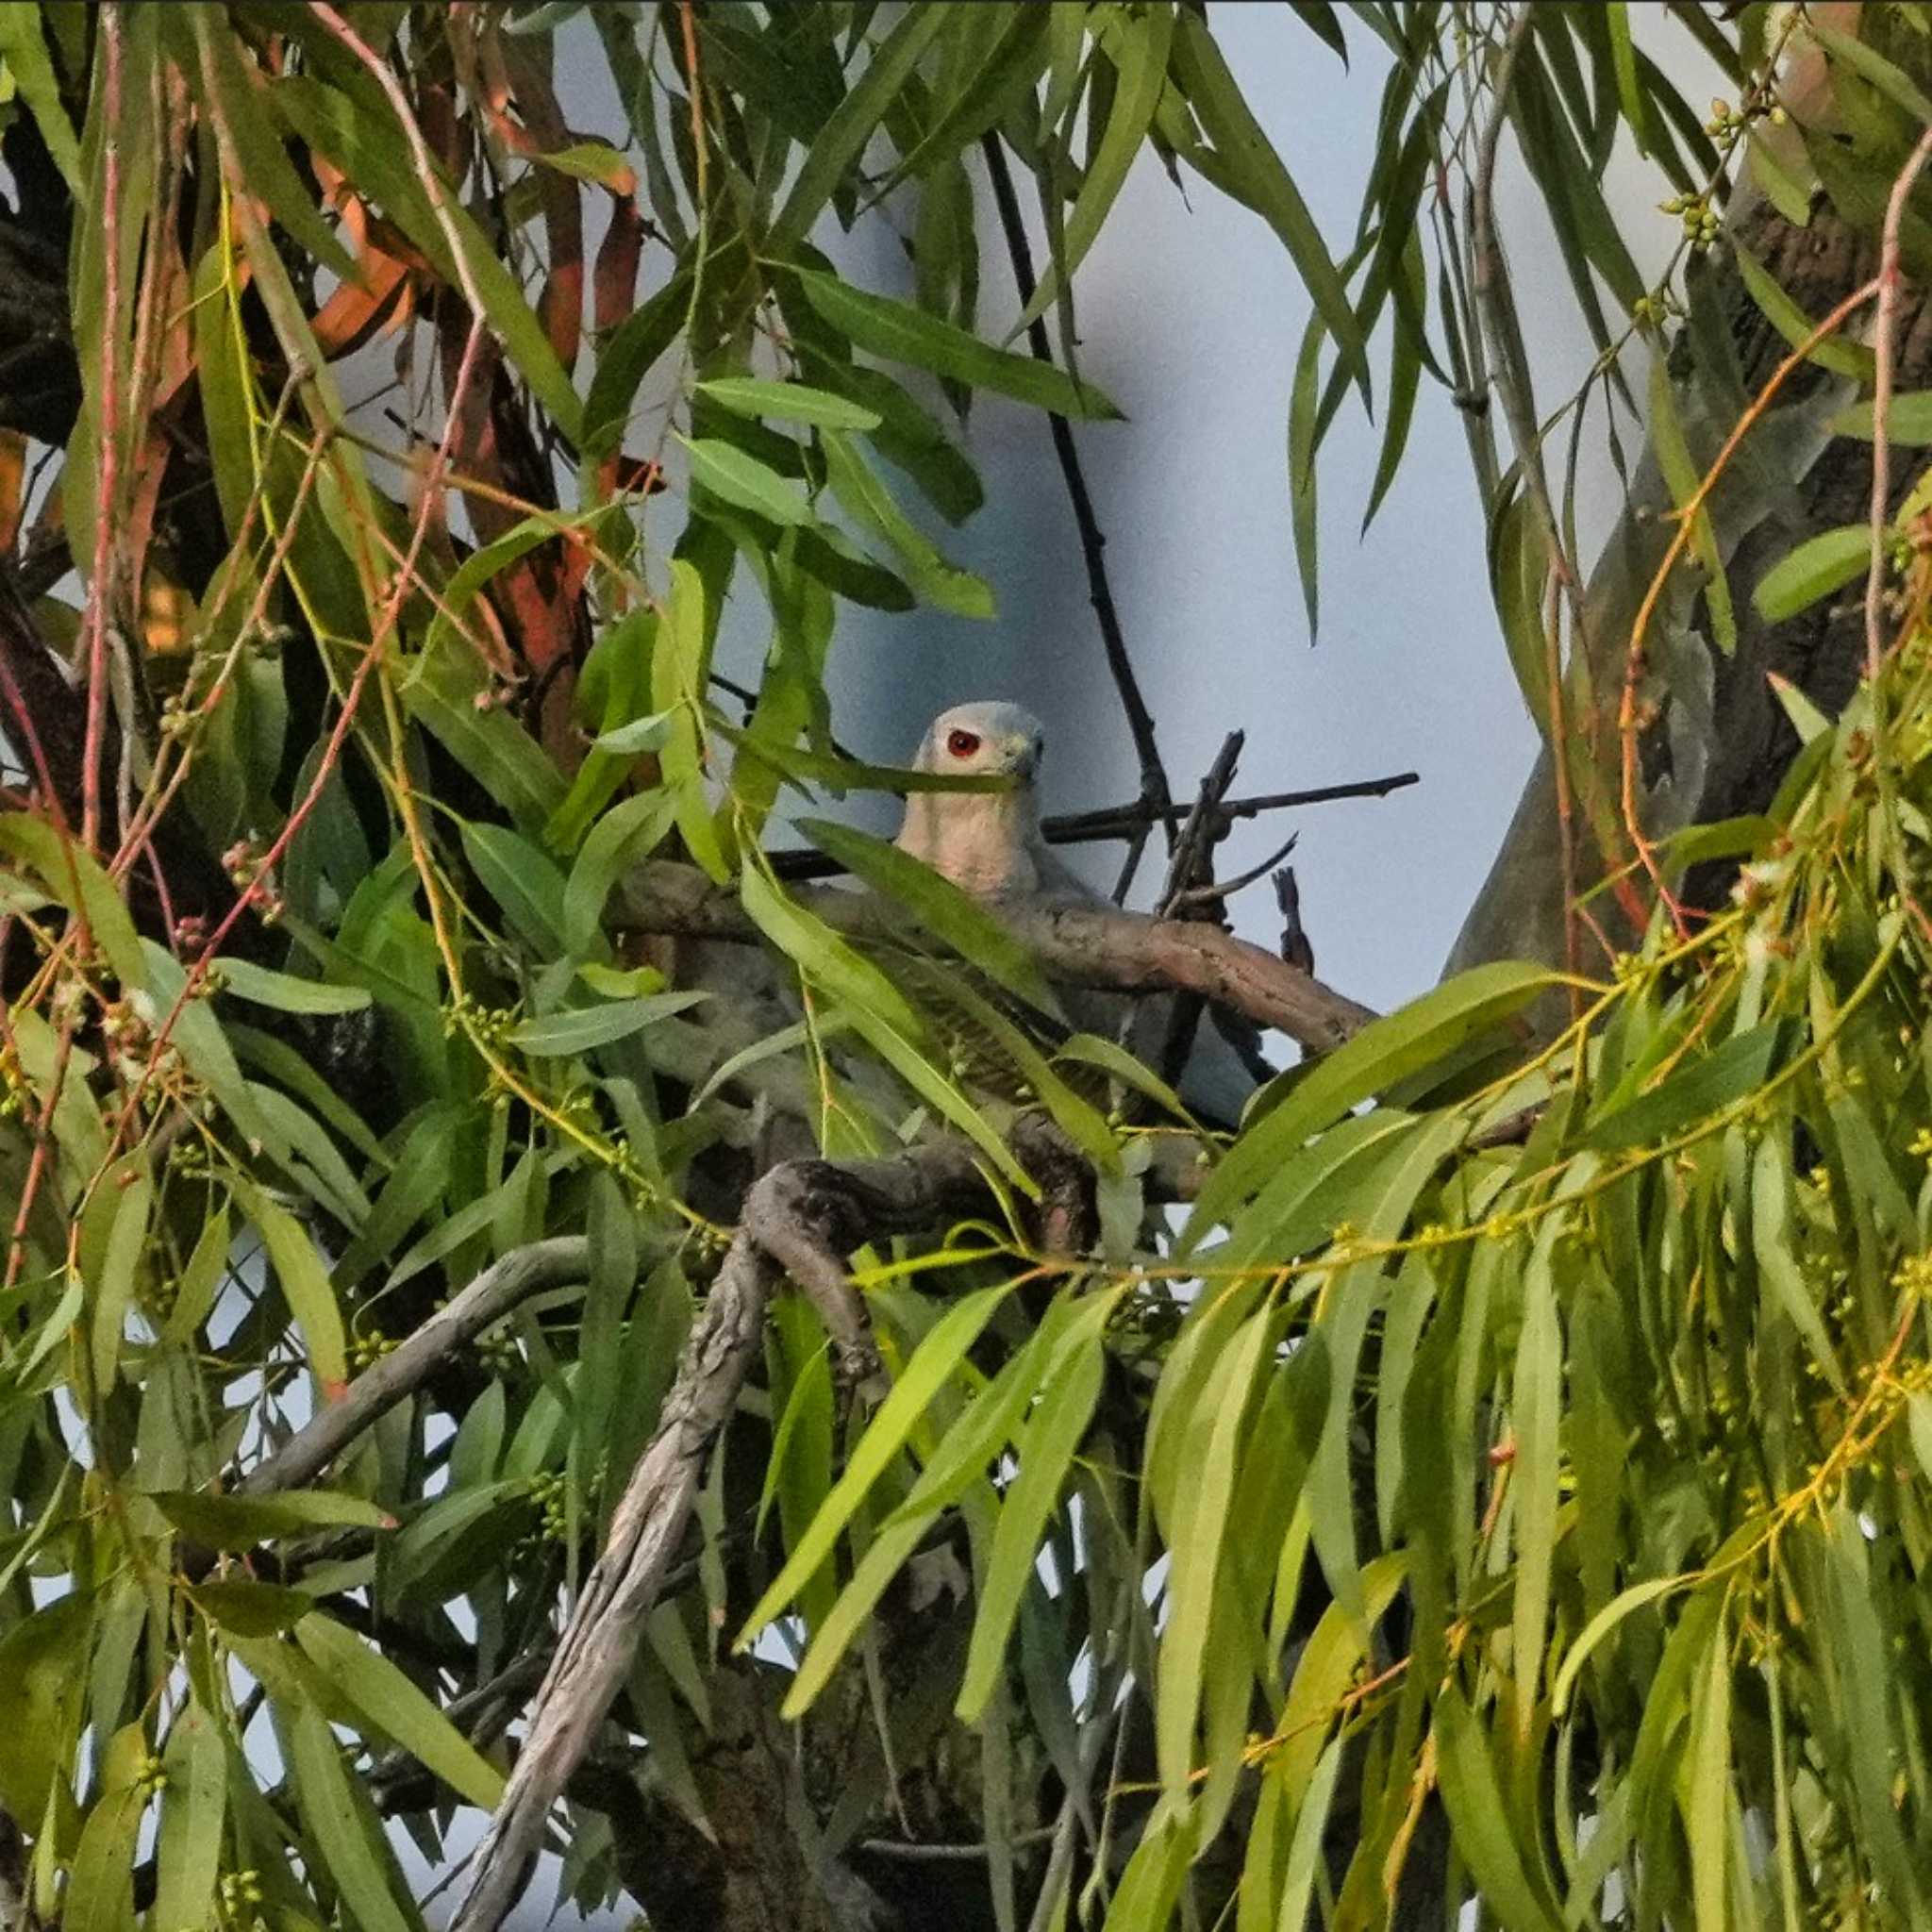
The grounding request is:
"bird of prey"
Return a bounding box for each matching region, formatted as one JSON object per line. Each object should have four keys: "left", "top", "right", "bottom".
{"left": 893, "top": 700, "right": 1271, "bottom": 1129}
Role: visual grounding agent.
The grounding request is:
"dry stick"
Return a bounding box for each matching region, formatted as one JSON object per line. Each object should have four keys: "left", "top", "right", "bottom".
{"left": 613, "top": 858, "right": 1378, "bottom": 1053}
{"left": 769, "top": 769, "right": 1419, "bottom": 882}
{"left": 79, "top": 1, "right": 125, "bottom": 858}
{"left": 1865, "top": 125, "right": 1932, "bottom": 684}
{"left": 1469, "top": 5, "right": 1591, "bottom": 991}
{"left": 978, "top": 132, "right": 1174, "bottom": 904}
{"left": 1155, "top": 733, "right": 1244, "bottom": 1088}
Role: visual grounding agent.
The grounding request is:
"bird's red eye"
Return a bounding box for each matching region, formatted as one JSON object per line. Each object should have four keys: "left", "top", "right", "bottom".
{"left": 945, "top": 728, "right": 981, "bottom": 758}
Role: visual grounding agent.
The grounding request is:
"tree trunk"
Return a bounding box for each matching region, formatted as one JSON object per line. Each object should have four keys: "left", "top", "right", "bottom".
{"left": 1449, "top": 8, "right": 1932, "bottom": 981}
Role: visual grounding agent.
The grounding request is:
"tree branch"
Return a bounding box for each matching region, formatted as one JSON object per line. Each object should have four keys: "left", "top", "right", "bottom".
{"left": 613, "top": 859, "right": 1377, "bottom": 1053}
{"left": 239, "top": 1238, "right": 591, "bottom": 1496}
{"left": 979, "top": 131, "right": 1173, "bottom": 901}
{"left": 449, "top": 1141, "right": 1000, "bottom": 1932}
{"left": 767, "top": 770, "right": 1418, "bottom": 885}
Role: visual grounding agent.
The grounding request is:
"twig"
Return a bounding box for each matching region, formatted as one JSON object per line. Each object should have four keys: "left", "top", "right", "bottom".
{"left": 1274, "top": 864, "right": 1314, "bottom": 975}
{"left": 1615, "top": 278, "right": 1879, "bottom": 923}
{"left": 768, "top": 770, "right": 1420, "bottom": 882}
{"left": 1155, "top": 734, "right": 1243, "bottom": 1090}
{"left": 80, "top": 2, "right": 125, "bottom": 856}
{"left": 238, "top": 1239, "right": 592, "bottom": 1496}
{"left": 1865, "top": 125, "right": 1932, "bottom": 682}
{"left": 979, "top": 132, "right": 1173, "bottom": 901}
{"left": 1157, "top": 733, "right": 1244, "bottom": 919}
{"left": 612, "top": 859, "right": 1379, "bottom": 1053}
{"left": 1172, "top": 830, "right": 1300, "bottom": 912}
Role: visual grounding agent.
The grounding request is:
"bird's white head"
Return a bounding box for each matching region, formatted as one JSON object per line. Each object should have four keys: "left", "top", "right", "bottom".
{"left": 911, "top": 701, "right": 1046, "bottom": 782}
{"left": 896, "top": 700, "right": 1053, "bottom": 896}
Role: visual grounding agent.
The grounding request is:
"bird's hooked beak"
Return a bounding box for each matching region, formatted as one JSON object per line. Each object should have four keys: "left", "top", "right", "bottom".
{"left": 1007, "top": 730, "right": 1042, "bottom": 778}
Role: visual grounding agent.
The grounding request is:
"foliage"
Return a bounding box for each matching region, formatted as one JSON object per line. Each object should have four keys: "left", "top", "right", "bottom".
{"left": 4, "top": 4, "right": 1932, "bottom": 1931}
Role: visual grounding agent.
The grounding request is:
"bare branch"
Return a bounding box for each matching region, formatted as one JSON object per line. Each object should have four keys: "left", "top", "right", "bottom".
{"left": 238, "top": 1239, "right": 592, "bottom": 1496}
{"left": 768, "top": 768, "right": 1419, "bottom": 886}
{"left": 979, "top": 131, "right": 1173, "bottom": 901}
{"left": 613, "top": 859, "right": 1378, "bottom": 1052}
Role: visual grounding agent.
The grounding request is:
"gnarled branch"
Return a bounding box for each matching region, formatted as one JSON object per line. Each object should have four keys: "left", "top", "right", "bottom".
{"left": 613, "top": 859, "right": 1377, "bottom": 1053}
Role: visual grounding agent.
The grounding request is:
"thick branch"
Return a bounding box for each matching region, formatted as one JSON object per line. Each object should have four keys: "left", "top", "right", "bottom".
{"left": 450, "top": 1142, "right": 994, "bottom": 1932}
{"left": 239, "top": 1238, "right": 591, "bottom": 1495}
{"left": 614, "top": 860, "right": 1377, "bottom": 1052}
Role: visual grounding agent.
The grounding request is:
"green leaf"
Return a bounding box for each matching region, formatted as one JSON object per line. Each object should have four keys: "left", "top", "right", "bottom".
{"left": 288, "top": 1702, "right": 422, "bottom": 1932}
{"left": 818, "top": 428, "right": 994, "bottom": 616}
{"left": 1173, "top": 12, "right": 1370, "bottom": 399}
{"left": 1582, "top": 1021, "right": 1790, "bottom": 1150}
{"left": 1647, "top": 358, "right": 1734, "bottom": 654}
{"left": 656, "top": 557, "right": 731, "bottom": 882}
{"left": 462, "top": 822, "right": 571, "bottom": 955}
{"left": 152, "top": 1488, "right": 392, "bottom": 1549}
{"left": 1275, "top": 1739, "right": 1345, "bottom": 1932}
{"left": 505, "top": 991, "right": 708, "bottom": 1056}
{"left": 562, "top": 789, "right": 675, "bottom": 955}
{"left": 1014, "top": 4, "right": 1174, "bottom": 332}
{"left": 792, "top": 268, "right": 1121, "bottom": 419}
{"left": 64, "top": 1734, "right": 145, "bottom": 1932}
{"left": 740, "top": 865, "right": 1029, "bottom": 1186}
{"left": 0, "top": 815, "right": 147, "bottom": 991}
{"left": 803, "top": 358, "right": 985, "bottom": 522}
{"left": 584, "top": 266, "right": 691, "bottom": 458}
{"left": 1434, "top": 1686, "right": 1562, "bottom": 1932}
{"left": 956, "top": 1330, "right": 1108, "bottom": 1723}
{"left": 239, "top": 1182, "right": 350, "bottom": 1392}
{"left": 1181, "top": 960, "right": 1554, "bottom": 1252}
{"left": 680, "top": 435, "right": 817, "bottom": 526}
{"left": 526, "top": 138, "right": 633, "bottom": 189}
{"left": 1491, "top": 486, "right": 1554, "bottom": 740}
{"left": 1811, "top": 23, "right": 1932, "bottom": 125}
{"left": 742, "top": 1280, "right": 1020, "bottom": 1647}
{"left": 1733, "top": 242, "right": 1875, "bottom": 381}
{"left": 1827, "top": 392, "right": 1932, "bottom": 443}
{"left": 1751, "top": 524, "right": 1874, "bottom": 624}
{"left": 1154, "top": 1303, "right": 1274, "bottom": 1798}
{"left": 403, "top": 633, "right": 568, "bottom": 833}
{"left": 212, "top": 957, "right": 373, "bottom": 1015}
{"left": 161, "top": 1204, "right": 233, "bottom": 1348}
{"left": 276, "top": 72, "right": 581, "bottom": 442}
{"left": 1552, "top": 1575, "right": 1688, "bottom": 1715}
{"left": 1604, "top": 2, "right": 1650, "bottom": 154}
{"left": 770, "top": 2, "right": 957, "bottom": 250}
{"left": 192, "top": 1580, "right": 322, "bottom": 1636}
{"left": 1687, "top": 1616, "right": 1733, "bottom": 1932}
{"left": 295, "top": 1613, "right": 506, "bottom": 1808}
{"left": 1752, "top": 1131, "right": 1847, "bottom": 1395}
{"left": 0, "top": 4, "right": 83, "bottom": 190}
{"left": 797, "top": 817, "right": 1060, "bottom": 1019}
{"left": 90, "top": 1166, "right": 151, "bottom": 1394}
{"left": 1509, "top": 1228, "right": 1563, "bottom": 1739}
{"left": 696, "top": 376, "right": 881, "bottom": 429}
{"left": 153, "top": 1700, "right": 227, "bottom": 1932}
{"left": 187, "top": 6, "right": 360, "bottom": 284}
